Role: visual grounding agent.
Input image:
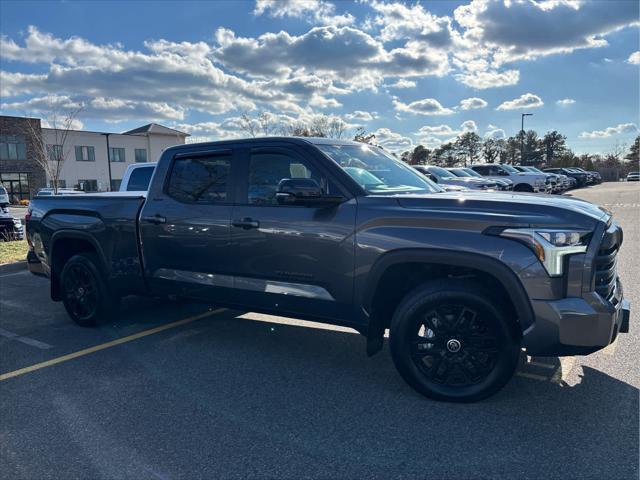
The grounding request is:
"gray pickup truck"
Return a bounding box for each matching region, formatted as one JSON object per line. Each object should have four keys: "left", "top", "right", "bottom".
{"left": 26, "top": 137, "right": 630, "bottom": 402}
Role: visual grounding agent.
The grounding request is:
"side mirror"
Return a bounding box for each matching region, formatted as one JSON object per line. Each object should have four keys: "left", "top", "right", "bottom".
{"left": 276, "top": 178, "right": 343, "bottom": 207}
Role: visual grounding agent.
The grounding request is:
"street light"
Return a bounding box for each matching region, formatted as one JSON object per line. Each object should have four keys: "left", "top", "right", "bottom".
{"left": 101, "top": 133, "right": 113, "bottom": 192}
{"left": 520, "top": 113, "right": 533, "bottom": 165}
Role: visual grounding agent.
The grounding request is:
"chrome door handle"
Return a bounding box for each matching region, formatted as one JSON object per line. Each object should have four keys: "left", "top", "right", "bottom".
{"left": 141, "top": 214, "right": 166, "bottom": 224}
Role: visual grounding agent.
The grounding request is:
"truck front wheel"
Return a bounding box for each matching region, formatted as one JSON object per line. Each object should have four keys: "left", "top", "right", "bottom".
{"left": 389, "top": 280, "right": 520, "bottom": 402}
{"left": 60, "top": 253, "right": 118, "bottom": 327}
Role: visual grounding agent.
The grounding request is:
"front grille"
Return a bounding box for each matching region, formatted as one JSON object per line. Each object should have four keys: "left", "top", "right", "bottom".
{"left": 594, "top": 223, "right": 622, "bottom": 302}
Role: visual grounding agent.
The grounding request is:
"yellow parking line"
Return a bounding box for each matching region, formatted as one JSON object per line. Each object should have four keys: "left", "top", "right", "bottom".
{"left": 0, "top": 308, "right": 226, "bottom": 382}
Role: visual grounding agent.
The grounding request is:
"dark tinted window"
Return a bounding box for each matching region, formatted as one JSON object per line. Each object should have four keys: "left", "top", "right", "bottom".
{"left": 168, "top": 155, "right": 231, "bottom": 203}
{"left": 472, "top": 166, "right": 489, "bottom": 175}
{"left": 248, "top": 151, "right": 325, "bottom": 205}
{"left": 127, "top": 166, "right": 154, "bottom": 191}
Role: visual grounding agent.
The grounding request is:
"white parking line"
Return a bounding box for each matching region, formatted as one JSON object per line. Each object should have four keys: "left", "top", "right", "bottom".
{"left": 0, "top": 327, "right": 52, "bottom": 349}
{"left": 0, "top": 270, "right": 29, "bottom": 278}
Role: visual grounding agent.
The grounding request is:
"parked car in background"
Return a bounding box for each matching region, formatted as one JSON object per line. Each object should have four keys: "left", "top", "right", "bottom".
{"left": 456, "top": 168, "right": 515, "bottom": 191}
{"left": 0, "top": 184, "right": 9, "bottom": 205}
{"left": 571, "top": 168, "right": 602, "bottom": 184}
{"left": 543, "top": 167, "right": 590, "bottom": 188}
{"left": 471, "top": 164, "right": 547, "bottom": 193}
{"left": 514, "top": 166, "right": 562, "bottom": 193}
{"left": 414, "top": 165, "right": 498, "bottom": 191}
{"left": 26, "top": 136, "right": 631, "bottom": 402}
{"left": 0, "top": 205, "right": 24, "bottom": 241}
{"left": 448, "top": 168, "right": 513, "bottom": 191}
{"left": 627, "top": 171, "right": 639, "bottom": 181}
{"left": 120, "top": 162, "right": 157, "bottom": 193}
{"left": 36, "top": 188, "right": 86, "bottom": 196}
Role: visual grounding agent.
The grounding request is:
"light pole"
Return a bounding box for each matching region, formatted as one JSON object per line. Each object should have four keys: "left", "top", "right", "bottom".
{"left": 520, "top": 113, "right": 533, "bottom": 165}
{"left": 101, "top": 133, "right": 113, "bottom": 191}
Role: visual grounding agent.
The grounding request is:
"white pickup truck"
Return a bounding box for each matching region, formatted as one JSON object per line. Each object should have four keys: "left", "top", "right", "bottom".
{"left": 119, "top": 162, "right": 157, "bottom": 193}
{"left": 471, "top": 164, "right": 548, "bottom": 193}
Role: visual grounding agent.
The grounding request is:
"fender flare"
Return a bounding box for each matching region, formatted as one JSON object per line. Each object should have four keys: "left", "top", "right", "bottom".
{"left": 49, "top": 230, "right": 109, "bottom": 300}
{"left": 363, "top": 248, "right": 535, "bottom": 333}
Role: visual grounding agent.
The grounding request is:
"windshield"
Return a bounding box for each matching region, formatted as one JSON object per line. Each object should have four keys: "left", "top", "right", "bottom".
{"left": 0, "top": 187, "right": 6, "bottom": 195}
{"left": 449, "top": 169, "right": 471, "bottom": 177}
{"left": 317, "top": 144, "right": 441, "bottom": 195}
{"left": 463, "top": 168, "right": 483, "bottom": 178}
{"left": 502, "top": 165, "right": 519, "bottom": 174}
{"left": 428, "top": 166, "right": 456, "bottom": 180}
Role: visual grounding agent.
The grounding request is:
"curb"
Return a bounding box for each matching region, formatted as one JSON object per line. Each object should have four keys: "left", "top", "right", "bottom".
{"left": 0, "top": 261, "right": 27, "bottom": 275}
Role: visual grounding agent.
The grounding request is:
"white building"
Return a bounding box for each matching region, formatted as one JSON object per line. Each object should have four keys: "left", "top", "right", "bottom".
{"left": 44, "top": 123, "right": 188, "bottom": 191}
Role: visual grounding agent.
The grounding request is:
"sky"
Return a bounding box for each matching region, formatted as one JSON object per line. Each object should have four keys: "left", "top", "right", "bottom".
{"left": 0, "top": 0, "right": 638, "bottom": 155}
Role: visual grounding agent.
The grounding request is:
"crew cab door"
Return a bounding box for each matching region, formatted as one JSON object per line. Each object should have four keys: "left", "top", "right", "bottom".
{"left": 139, "top": 148, "right": 237, "bottom": 301}
{"left": 230, "top": 144, "right": 356, "bottom": 321}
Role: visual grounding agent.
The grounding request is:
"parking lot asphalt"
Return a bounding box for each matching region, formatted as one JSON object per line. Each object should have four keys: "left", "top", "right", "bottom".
{"left": 1, "top": 182, "right": 638, "bottom": 480}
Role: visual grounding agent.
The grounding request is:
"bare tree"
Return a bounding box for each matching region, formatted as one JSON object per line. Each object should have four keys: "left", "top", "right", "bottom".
{"left": 22, "top": 106, "right": 82, "bottom": 194}
{"left": 240, "top": 110, "right": 279, "bottom": 138}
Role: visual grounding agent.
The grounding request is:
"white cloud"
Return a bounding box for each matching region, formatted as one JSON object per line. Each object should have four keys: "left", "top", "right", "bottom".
{"left": 496, "top": 93, "right": 544, "bottom": 111}
{"left": 213, "top": 26, "right": 449, "bottom": 89}
{"left": 393, "top": 97, "right": 455, "bottom": 116}
{"left": 454, "top": 69, "right": 520, "bottom": 89}
{"left": 0, "top": 26, "right": 354, "bottom": 120}
{"left": 1, "top": 94, "right": 185, "bottom": 123}
{"left": 372, "top": 127, "right": 414, "bottom": 151}
{"left": 484, "top": 124, "right": 506, "bottom": 139}
{"left": 628, "top": 51, "right": 640, "bottom": 64}
{"left": 454, "top": 0, "right": 639, "bottom": 64}
{"left": 345, "top": 110, "right": 377, "bottom": 122}
{"left": 386, "top": 79, "right": 416, "bottom": 89}
{"left": 556, "top": 98, "right": 576, "bottom": 106}
{"left": 459, "top": 97, "right": 488, "bottom": 110}
{"left": 254, "top": 0, "right": 354, "bottom": 27}
{"left": 579, "top": 123, "right": 638, "bottom": 139}
{"left": 369, "top": 0, "right": 455, "bottom": 48}
{"left": 416, "top": 120, "right": 477, "bottom": 141}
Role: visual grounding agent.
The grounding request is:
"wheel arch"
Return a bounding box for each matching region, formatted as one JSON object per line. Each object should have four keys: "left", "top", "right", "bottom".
{"left": 362, "top": 249, "right": 534, "bottom": 355}
{"left": 49, "top": 230, "right": 108, "bottom": 301}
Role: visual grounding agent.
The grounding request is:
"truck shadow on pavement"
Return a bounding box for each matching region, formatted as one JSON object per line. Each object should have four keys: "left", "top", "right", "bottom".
{"left": 108, "top": 308, "right": 638, "bottom": 479}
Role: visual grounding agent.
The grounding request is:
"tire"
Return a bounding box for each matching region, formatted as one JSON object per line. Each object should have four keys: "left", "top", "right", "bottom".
{"left": 389, "top": 279, "right": 520, "bottom": 402}
{"left": 60, "top": 252, "right": 118, "bottom": 327}
{"left": 513, "top": 183, "right": 533, "bottom": 192}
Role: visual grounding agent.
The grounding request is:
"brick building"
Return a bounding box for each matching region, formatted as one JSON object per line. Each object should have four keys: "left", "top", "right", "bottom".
{"left": 0, "top": 115, "right": 47, "bottom": 202}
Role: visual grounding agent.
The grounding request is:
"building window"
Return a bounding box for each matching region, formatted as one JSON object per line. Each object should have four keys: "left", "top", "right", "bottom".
{"left": 109, "top": 147, "right": 125, "bottom": 162}
{"left": 134, "top": 148, "right": 148, "bottom": 163}
{"left": 78, "top": 179, "right": 98, "bottom": 192}
{"left": 75, "top": 146, "right": 95, "bottom": 162}
{"left": 49, "top": 179, "right": 67, "bottom": 188}
{"left": 0, "top": 172, "right": 30, "bottom": 202}
{"left": 110, "top": 179, "right": 122, "bottom": 191}
{"left": 0, "top": 135, "right": 27, "bottom": 161}
{"left": 47, "top": 144, "right": 63, "bottom": 161}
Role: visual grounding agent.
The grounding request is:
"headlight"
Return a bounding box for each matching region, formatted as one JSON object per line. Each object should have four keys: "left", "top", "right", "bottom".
{"left": 498, "top": 228, "right": 591, "bottom": 276}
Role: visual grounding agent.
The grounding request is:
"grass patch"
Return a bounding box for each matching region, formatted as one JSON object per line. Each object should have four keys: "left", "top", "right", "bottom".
{"left": 0, "top": 239, "right": 28, "bottom": 265}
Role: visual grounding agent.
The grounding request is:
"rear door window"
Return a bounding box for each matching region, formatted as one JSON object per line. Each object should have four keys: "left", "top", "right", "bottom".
{"left": 168, "top": 154, "right": 231, "bottom": 203}
{"left": 126, "top": 166, "right": 154, "bottom": 191}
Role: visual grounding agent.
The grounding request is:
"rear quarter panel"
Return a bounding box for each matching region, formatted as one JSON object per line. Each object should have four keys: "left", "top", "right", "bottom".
{"left": 28, "top": 195, "right": 147, "bottom": 295}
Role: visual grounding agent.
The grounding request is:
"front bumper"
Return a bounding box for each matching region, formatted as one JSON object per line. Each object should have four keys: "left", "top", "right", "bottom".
{"left": 523, "top": 278, "right": 630, "bottom": 356}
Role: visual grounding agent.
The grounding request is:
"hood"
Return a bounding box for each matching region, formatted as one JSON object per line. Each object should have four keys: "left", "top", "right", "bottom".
{"left": 391, "top": 190, "right": 609, "bottom": 228}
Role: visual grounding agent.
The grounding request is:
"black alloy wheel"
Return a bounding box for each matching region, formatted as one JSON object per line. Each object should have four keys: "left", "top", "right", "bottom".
{"left": 60, "top": 253, "right": 118, "bottom": 326}
{"left": 63, "top": 263, "right": 99, "bottom": 322}
{"left": 390, "top": 280, "right": 520, "bottom": 402}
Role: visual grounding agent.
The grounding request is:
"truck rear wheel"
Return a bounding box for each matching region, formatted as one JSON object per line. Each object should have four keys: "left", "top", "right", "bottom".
{"left": 60, "top": 253, "right": 118, "bottom": 327}
{"left": 389, "top": 280, "right": 520, "bottom": 402}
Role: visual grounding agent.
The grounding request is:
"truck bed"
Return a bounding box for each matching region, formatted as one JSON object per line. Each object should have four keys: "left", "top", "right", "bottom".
{"left": 28, "top": 194, "right": 148, "bottom": 297}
